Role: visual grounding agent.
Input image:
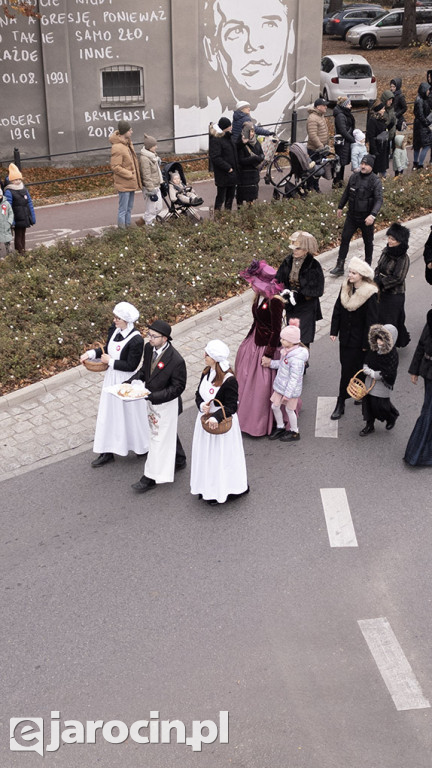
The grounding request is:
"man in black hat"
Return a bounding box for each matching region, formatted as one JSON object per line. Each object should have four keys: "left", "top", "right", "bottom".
{"left": 329, "top": 154, "right": 383, "bottom": 276}
{"left": 209, "top": 116, "right": 239, "bottom": 211}
{"left": 128, "top": 320, "right": 187, "bottom": 493}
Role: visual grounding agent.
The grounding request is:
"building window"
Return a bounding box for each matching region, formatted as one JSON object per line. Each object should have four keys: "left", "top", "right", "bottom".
{"left": 101, "top": 66, "right": 144, "bottom": 103}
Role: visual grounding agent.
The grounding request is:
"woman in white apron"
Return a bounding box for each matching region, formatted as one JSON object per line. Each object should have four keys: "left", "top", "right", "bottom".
{"left": 80, "top": 301, "right": 149, "bottom": 467}
{"left": 190, "top": 339, "right": 249, "bottom": 505}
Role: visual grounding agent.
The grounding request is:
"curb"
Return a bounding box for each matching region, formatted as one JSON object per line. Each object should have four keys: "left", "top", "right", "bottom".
{"left": 2, "top": 212, "right": 430, "bottom": 411}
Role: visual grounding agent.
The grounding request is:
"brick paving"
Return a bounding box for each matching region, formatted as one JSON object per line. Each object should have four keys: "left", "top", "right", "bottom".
{"left": 0, "top": 214, "right": 430, "bottom": 482}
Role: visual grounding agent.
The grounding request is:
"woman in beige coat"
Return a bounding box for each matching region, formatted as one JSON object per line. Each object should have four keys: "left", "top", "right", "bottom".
{"left": 109, "top": 120, "right": 142, "bottom": 228}
{"left": 139, "top": 134, "right": 164, "bottom": 226}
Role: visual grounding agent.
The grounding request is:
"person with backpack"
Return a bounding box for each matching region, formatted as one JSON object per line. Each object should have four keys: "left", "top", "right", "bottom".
{"left": 329, "top": 154, "right": 383, "bottom": 277}
{"left": 3, "top": 163, "right": 35, "bottom": 253}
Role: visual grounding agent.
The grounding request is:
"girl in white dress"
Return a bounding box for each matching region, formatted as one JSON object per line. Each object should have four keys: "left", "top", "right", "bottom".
{"left": 190, "top": 339, "right": 249, "bottom": 505}
{"left": 80, "top": 301, "right": 149, "bottom": 467}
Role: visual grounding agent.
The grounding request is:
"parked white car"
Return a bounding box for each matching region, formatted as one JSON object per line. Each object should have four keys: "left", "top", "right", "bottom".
{"left": 320, "top": 54, "right": 377, "bottom": 104}
{"left": 346, "top": 7, "right": 432, "bottom": 48}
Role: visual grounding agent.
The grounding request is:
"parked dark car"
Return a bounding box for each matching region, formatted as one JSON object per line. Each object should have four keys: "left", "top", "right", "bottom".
{"left": 326, "top": 4, "right": 384, "bottom": 38}
{"left": 392, "top": 0, "right": 432, "bottom": 6}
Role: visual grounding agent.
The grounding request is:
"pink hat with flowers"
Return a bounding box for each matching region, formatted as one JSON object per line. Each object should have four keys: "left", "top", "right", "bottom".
{"left": 239, "top": 259, "right": 284, "bottom": 298}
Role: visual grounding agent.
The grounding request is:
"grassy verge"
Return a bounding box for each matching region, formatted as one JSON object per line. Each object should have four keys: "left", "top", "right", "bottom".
{"left": 1, "top": 169, "right": 431, "bottom": 395}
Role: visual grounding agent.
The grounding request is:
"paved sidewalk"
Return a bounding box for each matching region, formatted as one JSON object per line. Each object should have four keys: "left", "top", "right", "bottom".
{"left": 1, "top": 214, "right": 430, "bottom": 482}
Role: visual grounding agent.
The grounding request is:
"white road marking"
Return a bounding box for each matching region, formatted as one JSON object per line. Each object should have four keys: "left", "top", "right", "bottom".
{"left": 315, "top": 397, "right": 338, "bottom": 438}
{"left": 320, "top": 488, "right": 358, "bottom": 547}
{"left": 358, "top": 617, "right": 431, "bottom": 711}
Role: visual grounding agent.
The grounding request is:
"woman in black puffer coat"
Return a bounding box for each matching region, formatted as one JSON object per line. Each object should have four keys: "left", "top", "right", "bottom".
{"left": 413, "top": 82, "right": 432, "bottom": 170}
{"left": 333, "top": 97, "right": 355, "bottom": 185}
{"left": 374, "top": 222, "right": 410, "bottom": 348}
{"left": 236, "top": 122, "right": 264, "bottom": 206}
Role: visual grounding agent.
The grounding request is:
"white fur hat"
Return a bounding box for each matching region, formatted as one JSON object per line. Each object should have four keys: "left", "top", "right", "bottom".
{"left": 348, "top": 256, "right": 374, "bottom": 280}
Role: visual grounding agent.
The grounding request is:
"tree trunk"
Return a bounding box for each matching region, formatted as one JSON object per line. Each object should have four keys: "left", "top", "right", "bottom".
{"left": 401, "top": 0, "right": 417, "bottom": 47}
{"left": 328, "top": 0, "right": 340, "bottom": 14}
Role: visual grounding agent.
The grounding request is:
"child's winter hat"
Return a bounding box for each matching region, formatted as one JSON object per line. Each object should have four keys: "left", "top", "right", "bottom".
{"left": 353, "top": 129, "right": 365, "bottom": 142}
{"left": 8, "top": 163, "right": 22, "bottom": 181}
{"left": 280, "top": 318, "right": 301, "bottom": 344}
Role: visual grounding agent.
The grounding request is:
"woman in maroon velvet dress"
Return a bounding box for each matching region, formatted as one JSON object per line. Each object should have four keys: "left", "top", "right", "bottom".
{"left": 235, "top": 260, "right": 285, "bottom": 436}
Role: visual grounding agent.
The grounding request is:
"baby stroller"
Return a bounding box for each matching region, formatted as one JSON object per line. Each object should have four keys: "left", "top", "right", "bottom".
{"left": 266, "top": 142, "right": 340, "bottom": 200}
{"left": 159, "top": 161, "right": 203, "bottom": 222}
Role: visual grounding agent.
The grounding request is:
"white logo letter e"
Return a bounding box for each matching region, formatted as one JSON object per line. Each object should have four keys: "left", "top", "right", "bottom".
{"left": 10, "top": 718, "right": 44, "bottom": 756}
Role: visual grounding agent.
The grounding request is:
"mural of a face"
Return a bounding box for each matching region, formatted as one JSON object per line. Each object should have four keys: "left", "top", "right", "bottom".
{"left": 204, "top": 0, "right": 294, "bottom": 107}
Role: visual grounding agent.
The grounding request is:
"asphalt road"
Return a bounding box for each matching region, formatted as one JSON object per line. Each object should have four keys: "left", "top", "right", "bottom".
{"left": 2, "top": 254, "right": 432, "bottom": 766}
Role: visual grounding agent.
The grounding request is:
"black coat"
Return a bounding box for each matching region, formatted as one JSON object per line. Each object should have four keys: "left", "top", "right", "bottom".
{"left": 195, "top": 372, "right": 239, "bottom": 422}
{"left": 424, "top": 226, "right": 432, "bottom": 266}
{"left": 236, "top": 139, "right": 263, "bottom": 188}
{"left": 276, "top": 252, "right": 324, "bottom": 299}
{"left": 391, "top": 79, "right": 407, "bottom": 129}
{"left": 338, "top": 171, "right": 383, "bottom": 219}
{"left": 374, "top": 243, "right": 409, "bottom": 295}
{"left": 413, "top": 84, "right": 432, "bottom": 150}
{"left": 95, "top": 324, "right": 144, "bottom": 372}
{"left": 408, "top": 323, "right": 432, "bottom": 381}
{"left": 366, "top": 114, "right": 389, "bottom": 174}
{"left": 331, "top": 289, "right": 379, "bottom": 350}
{"left": 209, "top": 130, "right": 239, "bottom": 187}
{"left": 129, "top": 342, "right": 187, "bottom": 410}
{"left": 333, "top": 105, "right": 355, "bottom": 166}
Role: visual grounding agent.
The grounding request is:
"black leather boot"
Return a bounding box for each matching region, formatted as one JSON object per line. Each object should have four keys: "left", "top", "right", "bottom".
{"left": 329, "top": 260, "right": 345, "bottom": 277}
{"left": 330, "top": 398, "right": 345, "bottom": 420}
{"left": 91, "top": 452, "right": 114, "bottom": 467}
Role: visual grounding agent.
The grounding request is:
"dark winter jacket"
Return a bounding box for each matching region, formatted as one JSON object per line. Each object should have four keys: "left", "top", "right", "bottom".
{"left": 380, "top": 89, "right": 397, "bottom": 142}
{"left": 424, "top": 226, "right": 432, "bottom": 266}
{"left": 231, "top": 109, "right": 272, "bottom": 143}
{"left": 209, "top": 126, "right": 239, "bottom": 187}
{"left": 413, "top": 83, "right": 432, "bottom": 150}
{"left": 365, "top": 323, "right": 399, "bottom": 389}
{"left": 4, "top": 181, "right": 35, "bottom": 228}
{"left": 338, "top": 170, "right": 383, "bottom": 219}
{"left": 333, "top": 104, "right": 355, "bottom": 166}
{"left": 408, "top": 322, "right": 432, "bottom": 381}
{"left": 366, "top": 113, "right": 389, "bottom": 174}
{"left": 390, "top": 78, "right": 407, "bottom": 129}
{"left": 236, "top": 138, "right": 264, "bottom": 188}
{"left": 195, "top": 372, "right": 239, "bottom": 422}
{"left": 331, "top": 281, "right": 379, "bottom": 350}
{"left": 374, "top": 243, "right": 410, "bottom": 295}
{"left": 276, "top": 252, "right": 324, "bottom": 302}
{"left": 95, "top": 324, "right": 144, "bottom": 372}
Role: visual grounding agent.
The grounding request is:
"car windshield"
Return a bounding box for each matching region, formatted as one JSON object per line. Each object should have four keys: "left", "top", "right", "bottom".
{"left": 373, "top": 11, "right": 390, "bottom": 21}
{"left": 337, "top": 64, "right": 372, "bottom": 78}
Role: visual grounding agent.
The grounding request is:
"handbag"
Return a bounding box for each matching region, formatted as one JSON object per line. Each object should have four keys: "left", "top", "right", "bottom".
{"left": 376, "top": 130, "right": 389, "bottom": 146}
{"left": 201, "top": 398, "right": 232, "bottom": 435}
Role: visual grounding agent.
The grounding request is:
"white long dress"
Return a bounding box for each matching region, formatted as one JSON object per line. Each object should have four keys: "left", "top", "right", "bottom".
{"left": 93, "top": 332, "right": 150, "bottom": 456}
{"left": 190, "top": 371, "right": 248, "bottom": 503}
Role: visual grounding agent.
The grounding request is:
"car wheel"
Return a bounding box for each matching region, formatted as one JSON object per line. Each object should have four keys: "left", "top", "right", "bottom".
{"left": 360, "top": 34, "right": 376, "bottom": 50}
{"left": 342, "top": 29, "right": 348, "bottom": 40}
{"left": 427, "top": 32, "right": 432, "bottom": 46}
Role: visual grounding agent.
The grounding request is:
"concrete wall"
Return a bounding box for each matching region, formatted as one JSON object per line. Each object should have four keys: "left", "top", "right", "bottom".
{"left": 0, "top": 0, "right": 322, "bottom": 165}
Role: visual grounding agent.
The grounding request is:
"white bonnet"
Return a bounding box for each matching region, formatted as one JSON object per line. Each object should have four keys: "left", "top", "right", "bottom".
{"left": 113, "top": 301, "right": 139, "bottom": 323}
{"left": 205, "top": 339, "right": 230, "bottom": 372}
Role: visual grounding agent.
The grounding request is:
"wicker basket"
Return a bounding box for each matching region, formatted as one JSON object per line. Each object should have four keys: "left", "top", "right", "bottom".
{"left": 83, "top": 342, "right": 108, "bottom": 373}
{"left": 201, "top": 398, "right": 232, "bottom": 435}
{"left": 346, "top": 369, "right": 375, "bottom": 400}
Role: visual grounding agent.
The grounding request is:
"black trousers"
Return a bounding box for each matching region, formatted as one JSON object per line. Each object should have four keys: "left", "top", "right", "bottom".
{"left": 14, "top": 227, "right": 26, "bottom": 253}
{"left": 175, "top": 435, "right": 186, "bottom": 467}
{"left": 338, "top": 214, "right": 374, "bottom": 266}
{"left": 214, "top": 185, "right": 236, "bottom": 210}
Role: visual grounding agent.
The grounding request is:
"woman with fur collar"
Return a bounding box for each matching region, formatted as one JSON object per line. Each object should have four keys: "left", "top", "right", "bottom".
{"left": 330, "top": 256, "right": 379, "bottom": 420}
{"left": 275, "top": 231, "right": 324, "bottom": 351}
{"left": 374, "top": 222, "right": 410, "bottom": 348}
{"left": 360, "top": 324, "right": 399, "bottom": 436}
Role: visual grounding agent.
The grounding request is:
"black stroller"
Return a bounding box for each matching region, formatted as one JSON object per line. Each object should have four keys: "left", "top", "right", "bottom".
{"left": 159, "top": 161, "right": 203, "bottom": 222}
{"left": 265, "top": 142, "right": 340, "bottom": 200}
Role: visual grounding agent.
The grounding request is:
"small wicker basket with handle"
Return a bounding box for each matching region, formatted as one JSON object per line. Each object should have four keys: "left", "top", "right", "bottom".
{"left": 83, "top": 342, "right": 108, "bottom": 373}
{"left": 346, "top": 369, "right": 375, "bottom": 400}
{"left": 201, "top": 398, "right": 232, "bottom": 435}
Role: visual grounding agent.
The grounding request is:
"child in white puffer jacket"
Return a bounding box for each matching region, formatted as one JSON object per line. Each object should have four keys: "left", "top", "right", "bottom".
{"left": 263, "top": 318, "right": 309, "bottom": 443}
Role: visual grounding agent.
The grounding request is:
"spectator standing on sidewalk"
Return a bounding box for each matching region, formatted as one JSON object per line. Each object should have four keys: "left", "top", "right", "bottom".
{"left": 3, "top": 163, "right": 35, "bottom": 253}
{"left": 231, "top": 101, "right": 274, "bottom": 143}
{"left": 0, "top": 187, "right": 13, "bottom": 257}
{"left": 412, "top": 83, "right": 432, "bottom": 171}
{"left": 329, "top": 154, "right": 383, "bottom": 277}
{"left": 306, "top": 98, "right": 329, "bottom": 192}
{"left": 389, "top": 78, "right": 407, "bottom": 131}
{"left": 109, "top": 121, "right": 142, "bottom": 228}
{"left": 209, "top": 117, "right": 239, "bottom": 211}
{"left": 332, "top": 96, "right": 355, "bottom": 186}
{"left": 139, "top": 134, "right": 164, "bottom": 226}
